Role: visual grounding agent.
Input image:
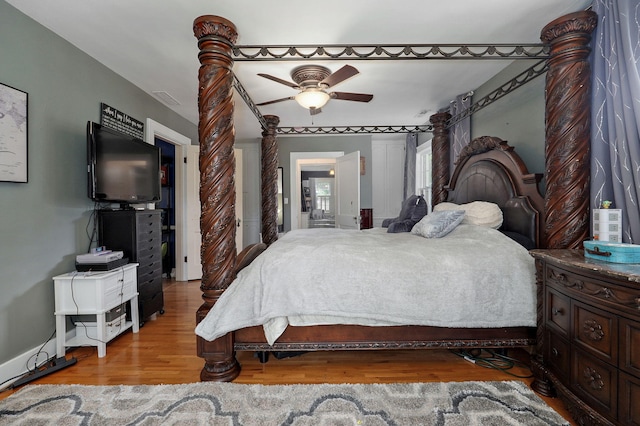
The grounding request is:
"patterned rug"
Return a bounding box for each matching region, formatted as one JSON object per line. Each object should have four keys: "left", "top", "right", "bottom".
{"left": 0, "top": 380, "right": 569, "bottom": 425}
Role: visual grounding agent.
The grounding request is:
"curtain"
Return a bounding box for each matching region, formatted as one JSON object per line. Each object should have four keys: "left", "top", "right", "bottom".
{"left": 590, "top": 0, "right": 640, "bottom": 243}
{"left": 449, "top": 92, "right": 472, "bottom": 171}
{"left": 403, "top": 132, "right": 417, "bottom": 200}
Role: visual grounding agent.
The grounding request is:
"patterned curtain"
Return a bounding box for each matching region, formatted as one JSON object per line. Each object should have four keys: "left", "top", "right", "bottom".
{"left": 449, "top": 92, "right": 472, "bottom": 170}
{"left": 591, "top": 0, "right": 640, "bottom": 243}
{"left": 403, "top": 132, "right": 417, "bottom": 200}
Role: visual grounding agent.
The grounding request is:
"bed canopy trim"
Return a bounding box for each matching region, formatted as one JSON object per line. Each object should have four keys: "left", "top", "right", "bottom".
{"left": 192, "top": 10, "right": 596, "bottom": 382}
{"left": 231, "top": 43, "right": 549, "bottom": 61}
{"left": 232, "top": 57, "right": 549, "bottom": 136}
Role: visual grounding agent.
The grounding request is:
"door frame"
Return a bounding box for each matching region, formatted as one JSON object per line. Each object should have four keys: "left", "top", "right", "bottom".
{"left": 145, "top": 118, "right": 192, "bottom": 282}
{"left": 290, "top": 151, "right": 343, "bottom": 231}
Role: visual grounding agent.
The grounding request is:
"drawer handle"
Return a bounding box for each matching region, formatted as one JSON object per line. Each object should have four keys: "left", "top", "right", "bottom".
{"left": 584, "top": 246, "right": 612, "bottom": 257}
{"left": 552, "top": 307, "right": 564, "bottom": 316}
{"left": 551, "top": 347, "right": 559, "bottom": 357}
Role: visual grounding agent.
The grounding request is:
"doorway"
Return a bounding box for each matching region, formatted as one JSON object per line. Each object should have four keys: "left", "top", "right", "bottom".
{"left": 155, "top": 139, "right": 176, "bottom": 278}
{"left": 290, "top": 152, "right": 343, "bottom": 231}
{"left": 145, "top": 118, "right": 195, "bottom": 282}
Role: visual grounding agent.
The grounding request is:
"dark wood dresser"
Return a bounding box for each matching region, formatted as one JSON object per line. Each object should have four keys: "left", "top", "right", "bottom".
{"left": 98, "top": 209, "right": 164, "bottom": 325}
{"left": 530, "top": 249, "right": 640, "bottom": 426}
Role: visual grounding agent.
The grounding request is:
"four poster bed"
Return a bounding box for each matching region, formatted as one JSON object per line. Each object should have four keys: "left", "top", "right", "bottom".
{"left": 192, "top": 10, "right": 597, "bottom": 382}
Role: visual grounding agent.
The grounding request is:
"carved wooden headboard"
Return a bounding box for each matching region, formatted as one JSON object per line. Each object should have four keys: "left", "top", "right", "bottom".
{"left": 445, "top": 136, "right": 545, "bottom": 248}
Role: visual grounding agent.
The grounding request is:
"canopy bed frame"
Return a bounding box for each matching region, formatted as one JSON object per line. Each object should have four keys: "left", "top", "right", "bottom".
{"left": 192, "top": 11, "right": 597, "bottom": 382}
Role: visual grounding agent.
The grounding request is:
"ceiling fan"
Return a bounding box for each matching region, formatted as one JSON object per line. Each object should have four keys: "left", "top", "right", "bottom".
{"left": 256, "top": 64, "right": 374, "bottom": 115}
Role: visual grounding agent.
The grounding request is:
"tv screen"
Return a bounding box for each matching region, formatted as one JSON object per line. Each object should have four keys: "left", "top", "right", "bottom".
{"left": 87, "top": 121, "right": 162, "bottom": 204}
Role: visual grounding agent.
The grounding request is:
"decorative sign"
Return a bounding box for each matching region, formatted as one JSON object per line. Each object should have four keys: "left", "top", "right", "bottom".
{"left": 100, "top": 103, "right": 144, "bottom": 139}
{"left": 0, "top": 82, "right": 28, "bottom": 183}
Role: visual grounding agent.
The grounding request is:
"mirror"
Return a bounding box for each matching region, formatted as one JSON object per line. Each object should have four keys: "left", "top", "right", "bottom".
{"left": 277, "top": 167, "right": 284, "bottom": 232}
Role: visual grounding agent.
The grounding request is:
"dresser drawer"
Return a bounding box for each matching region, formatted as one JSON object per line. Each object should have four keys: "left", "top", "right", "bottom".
{"left": 546, "top": 330, "right": 570, "bottom": 382}
{"left": 103, "top": 273, "right": 137, "bottom": 309}
{"left": 545, "top": 287, "right": 570, "bottom": 336}
{"left": 137, "top": 244, "right": 161, "bottom": 263}
{"left": 138, "top": 260, "right": 162, "bottom": 282}
{"left": 619, "top": 371, "right": 640, "bottom": 425}
{"left": 546, "top": 263, "right": 640, "bottom": 317}
{"left": 572, "top": 348, "right": 618, "bottom": 420}
{"left": 619, "top": 317, "right": 640, "bottom": 378}
{"left": 54, "top": 265, "right": 138, "bottom": 314}
{"left": 136, "top": 213, "right": 161, "bottom": 234}
{"left": 573, "top": 300, "right": 617, "bottom": 363}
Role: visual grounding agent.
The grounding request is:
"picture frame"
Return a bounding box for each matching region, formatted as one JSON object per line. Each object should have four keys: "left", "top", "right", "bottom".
{"left": 0, "top": 83, "right": 28, "bottom": 183}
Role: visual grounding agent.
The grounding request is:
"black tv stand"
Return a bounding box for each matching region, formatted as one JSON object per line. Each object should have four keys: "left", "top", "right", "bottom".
{"left": 98, "top": 209, "right": 164, "bottom": 324}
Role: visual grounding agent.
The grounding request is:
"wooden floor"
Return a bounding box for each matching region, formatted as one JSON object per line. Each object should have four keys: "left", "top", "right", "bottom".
{"left": 0, "top": 279, "right": 575, "bottom": 424}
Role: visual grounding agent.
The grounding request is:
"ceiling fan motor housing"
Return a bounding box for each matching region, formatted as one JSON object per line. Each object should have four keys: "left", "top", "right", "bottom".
{"left": 291, "top": 65, "right": 332, "bottom": 89}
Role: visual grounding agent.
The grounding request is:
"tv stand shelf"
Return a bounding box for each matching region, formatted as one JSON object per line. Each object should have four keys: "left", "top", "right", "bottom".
{"left": 53, "top": 264, "right": 139, "bottom": 358}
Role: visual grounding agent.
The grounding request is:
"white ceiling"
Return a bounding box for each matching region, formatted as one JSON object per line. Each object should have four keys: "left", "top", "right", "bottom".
{"left": 6, "top": 0, "right": 591, "bottom": 140}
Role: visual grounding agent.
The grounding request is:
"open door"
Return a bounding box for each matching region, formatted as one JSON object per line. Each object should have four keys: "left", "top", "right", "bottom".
{"left": 335, "top": 151, "right": 361, "bottom": 229}
{"left": 235, "top": 148, "right": 243, "bottom": 252}
{"left": 185, "top": 145, "right": 202, "bottom": 280}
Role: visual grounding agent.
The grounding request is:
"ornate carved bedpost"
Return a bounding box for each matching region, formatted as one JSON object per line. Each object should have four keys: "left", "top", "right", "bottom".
{"left": 430, "top": 112, "right": 451, "bottom": 207}
{"left": 541, "top": 11, "right": 597, "bottom": 249}
{"left": 261, "top": 115, "right": 280, "bottom": 246}
{"left": 193, "top": 15, "right": 240, "bottom": 382}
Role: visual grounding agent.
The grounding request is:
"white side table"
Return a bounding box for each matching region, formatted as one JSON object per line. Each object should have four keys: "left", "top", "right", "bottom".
{"left": 53, "top": 263, "right": 139, "bottom": 358}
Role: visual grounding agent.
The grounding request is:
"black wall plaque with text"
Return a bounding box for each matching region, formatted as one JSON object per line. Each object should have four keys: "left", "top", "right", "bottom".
{"left": 100, "top": 103, "right": 144, "bottom": 140}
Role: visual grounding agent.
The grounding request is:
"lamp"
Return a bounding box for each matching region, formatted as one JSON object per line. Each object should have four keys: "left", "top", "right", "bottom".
{"left": 295, "top": 88, "right": 330, "bottom": 110}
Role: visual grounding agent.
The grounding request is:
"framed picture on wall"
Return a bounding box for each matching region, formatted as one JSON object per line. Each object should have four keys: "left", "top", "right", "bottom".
{"left": 0, "top": 82, "right": 28, "bottom": 183}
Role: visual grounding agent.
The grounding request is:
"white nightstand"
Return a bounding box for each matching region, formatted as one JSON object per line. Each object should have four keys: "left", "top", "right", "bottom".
{"left": 53, "top": 263, "right": 139, "bottom": 358}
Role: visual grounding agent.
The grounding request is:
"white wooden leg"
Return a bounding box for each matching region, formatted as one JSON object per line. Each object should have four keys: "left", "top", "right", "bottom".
{"left": 96, "top": 313, "right": 107, "bottom": 358}
{"left": 55, "top": 314, "right": 66, "bottom": 358}
{"left": 130, "top": 294, "right": 140, "bottom": 333}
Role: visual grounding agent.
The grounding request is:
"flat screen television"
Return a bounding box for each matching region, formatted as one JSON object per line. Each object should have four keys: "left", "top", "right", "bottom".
{"left": 87, "top": 121, "right": 162, "bottom": 204}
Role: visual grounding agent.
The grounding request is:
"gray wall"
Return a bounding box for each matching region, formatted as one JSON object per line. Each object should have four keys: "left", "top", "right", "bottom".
{"left": 0, "top": 1, "right": 197, "bottom": 370}
{"left": 471, "top": 60, "right": 546, "bottom": 176}
{"left": 276, "top": 135, "right": 373, "bottom": 231}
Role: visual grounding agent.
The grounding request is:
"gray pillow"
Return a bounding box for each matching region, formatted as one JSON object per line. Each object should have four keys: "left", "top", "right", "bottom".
{"left": 411, "top": 210, "right": 465, "bottom": 238}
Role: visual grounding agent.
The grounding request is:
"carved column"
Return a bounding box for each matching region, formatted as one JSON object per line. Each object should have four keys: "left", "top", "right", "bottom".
{"left": 193, "top": 15, "right": 240, "bottom": 382}
{"left": 541, "top": 11, "right": 597, "bottom": 249}
{"left": 430, "top": 112, "right": 451, "bottom": 207}
{"left": 261, "top": 115, "right": 280, "bottom": 246}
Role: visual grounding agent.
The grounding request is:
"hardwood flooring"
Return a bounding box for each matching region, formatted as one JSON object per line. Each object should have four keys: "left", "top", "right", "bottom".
{"left": 0, "top": 279, "right": 575, "bottom": 424}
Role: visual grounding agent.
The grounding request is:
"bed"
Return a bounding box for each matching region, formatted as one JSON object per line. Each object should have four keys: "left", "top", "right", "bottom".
{"left": 192, "top": 11, "right": 596, "bottom": 382}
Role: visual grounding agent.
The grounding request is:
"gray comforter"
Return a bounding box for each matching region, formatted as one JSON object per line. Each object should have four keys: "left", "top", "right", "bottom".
{"left": 195, "top": 225, "right": 536, "bottom": 345}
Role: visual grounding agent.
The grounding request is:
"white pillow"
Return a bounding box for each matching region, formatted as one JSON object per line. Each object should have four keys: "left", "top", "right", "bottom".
{"left": 411, "top": 210, "right": 465, "bottom": 238}
{"left": 433, "top": 201, "right": 503, "bottom": 229}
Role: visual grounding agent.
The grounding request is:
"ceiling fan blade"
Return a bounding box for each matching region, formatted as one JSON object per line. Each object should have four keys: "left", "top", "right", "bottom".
{"left": 330, "top": 92, "right": 374, "bottom": 102}
{"left": 310, "top": 107, "right": 322, "bottom": 116}
{"left": 257, "top": 73, "right": 300, "bottom": 89}
{"left": 256, "top": 96, "right": 295, "bottom": 106}
{"left": 320, "top": 65, "right": 359, "bottom": 88}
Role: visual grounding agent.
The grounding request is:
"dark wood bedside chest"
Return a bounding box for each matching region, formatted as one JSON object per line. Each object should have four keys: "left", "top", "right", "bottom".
{"left": 530, "top": 249, "right": 640, "bottom": 426}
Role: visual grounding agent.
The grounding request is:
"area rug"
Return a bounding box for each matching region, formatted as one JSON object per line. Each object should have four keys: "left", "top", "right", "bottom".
{"left": 0, "top": 380, "right": 569, "bottom": 425}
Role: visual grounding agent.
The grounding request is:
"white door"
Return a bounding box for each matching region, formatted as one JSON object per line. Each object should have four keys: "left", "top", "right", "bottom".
{"left": 185, "top": 145, "right": 202, "bottom": 280}
{"left": 335, "top": 151, "right": 361, "bottom": 229}
{"left": 234, "top": 148, "right": 243, "bottom": 252}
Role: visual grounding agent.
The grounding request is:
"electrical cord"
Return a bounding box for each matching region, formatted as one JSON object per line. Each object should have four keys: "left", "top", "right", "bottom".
{"left": 70, "top": 266, "right": 127, "bottom": 346}
{"left": 0, "top": 329, "right": 56, "bottom": 392}
{"left": 450, "top": 348, "right": 534, "bottom": 378}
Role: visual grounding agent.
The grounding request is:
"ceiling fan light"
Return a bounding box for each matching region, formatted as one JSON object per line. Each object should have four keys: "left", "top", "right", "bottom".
{"left": 295, "top": 89, "right": 330, "bottom": 109}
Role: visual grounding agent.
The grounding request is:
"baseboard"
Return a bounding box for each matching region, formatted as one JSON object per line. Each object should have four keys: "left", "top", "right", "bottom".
{"left": 0, "top": 331, "right": 73, "bottom": 391}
